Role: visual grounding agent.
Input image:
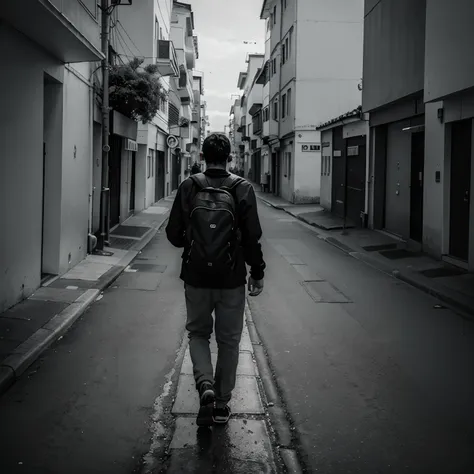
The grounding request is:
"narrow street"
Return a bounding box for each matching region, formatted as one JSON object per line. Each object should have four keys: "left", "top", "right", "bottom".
{"left": 0, "top": 198, "right": 473, "bottom": 473}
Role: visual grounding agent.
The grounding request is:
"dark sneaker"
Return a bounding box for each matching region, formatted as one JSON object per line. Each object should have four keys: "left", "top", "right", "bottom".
{"left": 196, "top": 382, "right": 215, "bottom": 427}
{"left": 213, "top": 405, "right": 231, "bottom": 425}
{"left": 199, "top": 381, "right": 215, "bottom": 407}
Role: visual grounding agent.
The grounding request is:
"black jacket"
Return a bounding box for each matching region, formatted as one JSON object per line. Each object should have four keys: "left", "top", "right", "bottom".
{"left": 166, "top": 168, "right": 266, "bottom": 289}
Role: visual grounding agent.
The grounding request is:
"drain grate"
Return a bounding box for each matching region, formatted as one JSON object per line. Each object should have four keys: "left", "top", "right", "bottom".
{"left": 420, "top": 267, "right": 467, "bottom": 278}
{"left": 300, "top": 281, "right": 351, "bottom": 303}
{"left": 108, "top": 237, "right": 136, "bottom": 250}
{"left": 362, "top": 243, "right": 398, "bottom": 252}
{"left": 111, "top": 225, "right": 150, "bottom": 238}
{"left": 129, "top": 263, "right": 167, "bottom": 273}
{"left": 379, "top": 249, "right": 420, "bottom": 260}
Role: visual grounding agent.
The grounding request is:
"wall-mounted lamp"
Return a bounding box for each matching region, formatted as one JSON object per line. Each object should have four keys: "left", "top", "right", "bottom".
{"left": 437, "top": 107, "right": 444, "bottom": 123}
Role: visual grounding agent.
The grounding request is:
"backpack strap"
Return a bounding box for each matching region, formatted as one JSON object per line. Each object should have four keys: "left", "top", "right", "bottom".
{"left": 190, "top": 173, "right": 209, "bottom": 190}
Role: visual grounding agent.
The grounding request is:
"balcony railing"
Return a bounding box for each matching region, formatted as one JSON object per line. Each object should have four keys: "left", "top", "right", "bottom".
{"left": 157, "top": 40, "right": 179, "bottom": 77}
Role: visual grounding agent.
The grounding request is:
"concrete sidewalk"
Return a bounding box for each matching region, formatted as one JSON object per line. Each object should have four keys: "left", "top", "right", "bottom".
{"left": 256, "top": 191, "right": 474, "bottom": 318}
{"left": 0, "top": 197, "right": 173, "bottom": 396}
{"left": 145, "top": 301, "right": 300, "bottom": 474}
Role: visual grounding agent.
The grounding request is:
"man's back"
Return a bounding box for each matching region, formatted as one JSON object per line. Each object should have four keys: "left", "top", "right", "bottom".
{"left": 166, "top": 168, "right": 265, "bottom": 289}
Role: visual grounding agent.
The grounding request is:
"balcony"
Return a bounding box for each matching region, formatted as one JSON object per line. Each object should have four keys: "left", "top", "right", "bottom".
{"left": 156, "top": 40, "right": 179, "bottom": 77}
{"left": 2, "top": 0, "right": 103, "bottom": 62}
{"left": 178, "top": 66, "right": 193, "bottom": 105}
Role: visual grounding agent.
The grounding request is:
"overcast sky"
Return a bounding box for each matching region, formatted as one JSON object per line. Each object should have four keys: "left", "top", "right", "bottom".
{"left": 191, "top": 0, "right": 265, "bottom": 132}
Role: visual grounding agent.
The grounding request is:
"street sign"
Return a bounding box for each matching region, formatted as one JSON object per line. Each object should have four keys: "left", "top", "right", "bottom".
{"left": 301, "top": 143, "right": 321, "bottom": 152}
{"left": 167, "top": 135, "right": 179, "bottom": 149}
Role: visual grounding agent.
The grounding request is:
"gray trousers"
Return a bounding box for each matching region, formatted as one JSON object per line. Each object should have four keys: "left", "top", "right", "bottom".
{"left": 184, "top": 284, "right": 246, "bottom": 407}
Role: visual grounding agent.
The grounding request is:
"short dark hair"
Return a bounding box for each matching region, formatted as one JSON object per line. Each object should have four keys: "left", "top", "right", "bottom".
{"left": 202, "top": 133, "right": 231, "bottom": 164}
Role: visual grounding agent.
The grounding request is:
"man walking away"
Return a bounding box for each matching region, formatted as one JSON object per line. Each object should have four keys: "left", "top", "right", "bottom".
{"left": 166, "top": 133, "right": 265, "bottom": 426}
{"left": 191, "top": 161, "right": 201, "bottom": 175}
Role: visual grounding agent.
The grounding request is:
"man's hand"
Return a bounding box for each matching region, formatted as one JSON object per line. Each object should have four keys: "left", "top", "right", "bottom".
{"left": 248, "top": 277, "right": 264, "bottom": 297}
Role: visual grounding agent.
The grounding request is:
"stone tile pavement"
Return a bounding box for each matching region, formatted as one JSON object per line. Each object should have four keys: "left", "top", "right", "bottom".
{"left": 158, "top": 309, "right": 279, "bottom": 473}
{"left": 0, "top": 197, "right": 173, "bottom": 396}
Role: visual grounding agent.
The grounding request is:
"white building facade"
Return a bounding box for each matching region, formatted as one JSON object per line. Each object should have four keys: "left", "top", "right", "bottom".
{"left": 0, "top": 1, "right": 103, "bottom": 312}
{"left": 260, "top": 0, "right": 364, "bottom": 203}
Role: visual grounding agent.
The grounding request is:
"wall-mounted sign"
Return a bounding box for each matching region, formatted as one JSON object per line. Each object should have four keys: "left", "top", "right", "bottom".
{"left": 301, "top": 143, "right": 321, "bottom": 152}
{"left": 347, "top": 146, "right": 359, "bottom": 156}
{"left": 167, "top": 135, "right": 179, "bottom": 149}
{"left": 333, "top": 150, "right": 342, "bottom": 157}
{"left": 322, "top": 141, "right": 330, "bottom": 148}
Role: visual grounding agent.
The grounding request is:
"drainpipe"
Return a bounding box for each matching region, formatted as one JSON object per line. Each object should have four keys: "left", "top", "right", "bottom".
{"left": 276, "top": 1, "right": 284, "bottom": 199}
{"left": 97, "top": 0, "right": 111, "bottom": 251}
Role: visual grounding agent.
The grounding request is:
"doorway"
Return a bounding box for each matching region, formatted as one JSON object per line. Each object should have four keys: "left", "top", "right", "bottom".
{"left": 346, "top": 135, "right": 367, "bottom": 225}
{"left": 331, "top": 126, "right": 345, "bottom": 218}
{"left": 449, "top": 119, "right": 472, "bottom": 261}
{"left": 41, "top": 142, "right": 48, "bottom": 280}
{"left": 129, "top": 151, "right": 136, "bottom": 212}
{"left": 410, "top": 131, "right": 424, "bottom": 242}
{"left": 109, "top": 135, "right": 122, "bottom": 227}
{"left": 155, "top": 150, "right": 165, "bottom": 202}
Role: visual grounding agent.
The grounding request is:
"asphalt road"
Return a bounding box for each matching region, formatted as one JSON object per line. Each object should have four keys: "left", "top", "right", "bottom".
{"left": 1, "top": 199, "right": 473, "bottom": 474}
{"left": 0, "top": 230, "right": 187, "bottom": 474}
{"left": 249, "top": 201, "right": 474, "bottom": 473}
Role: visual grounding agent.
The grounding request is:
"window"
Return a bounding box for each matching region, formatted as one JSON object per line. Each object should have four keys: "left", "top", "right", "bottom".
{"left": 271, "top": 57, "right": 277, "bottom": 76}
{"left": 147, "top": 155, "right": 151, "bottom": 178}
{"left": 282, "top": 43, "right": 286, "bottom": 65}
{"left": 273, "top": 5, "right": 277, "bottom": 24}
{"left": 281, "top": 93, "right": 287, "bottom": 118}
{"left": 289, "top": 29, "right": 293, "bottom": 55}
{"left": 285, "top": 37, "right": 289, "bottom": 61}
{"left": 263, "top": 106, "right": 270, "bottom": 122}
{"left": 283, "top": 0, "right": 288, "bottom": 9}
{"left": 287, "top": 88, "right": 292, "bottom": 116}
{"left": 273, "top": 101, "right": 278, "bottom": 120}
{"left": 285, "top": 152, "right": 292, "bottom": 178}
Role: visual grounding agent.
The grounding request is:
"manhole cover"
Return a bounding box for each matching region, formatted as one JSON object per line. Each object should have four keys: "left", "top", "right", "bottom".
{"left": 362, "top": 243, "right": 398, "bottom": 252}
{"left": 129, "top": 263, "right": 167, "bottom": 273}
{"left": 300, "top": 281, "right": 351, "bottom": 303}
{"left": 379, "top": 249, "right": 420, "bottom": 260}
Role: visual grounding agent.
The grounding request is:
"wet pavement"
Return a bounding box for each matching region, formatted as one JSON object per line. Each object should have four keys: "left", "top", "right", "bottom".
{"left": 0, "top": 195, "right": 473, "bottom": 473}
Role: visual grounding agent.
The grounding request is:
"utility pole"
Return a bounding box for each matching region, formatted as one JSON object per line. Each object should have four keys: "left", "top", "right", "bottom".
{"left": 96, "top": 0, "right": 111, "bottom": 253}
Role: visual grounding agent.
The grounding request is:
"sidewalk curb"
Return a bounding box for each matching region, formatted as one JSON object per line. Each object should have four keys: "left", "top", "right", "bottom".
{"left": 245, "top": 300, "right": 305, "bottom": 474}
{"left": 258, "top": 196, "right": 474, "bottom": 320}
{"left": 0, "top": 289, "right": 100, "bottom": 397}
{"left": 0, "top": 212, "right": 171, "bottom": 398}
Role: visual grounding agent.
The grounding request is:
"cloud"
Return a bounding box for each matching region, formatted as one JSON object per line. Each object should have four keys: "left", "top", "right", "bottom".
{"left": 205, "top": 89, "right": 241, "bottom": 100}
{"left": 207, "top": 110, "right": 230, "bottom": 118}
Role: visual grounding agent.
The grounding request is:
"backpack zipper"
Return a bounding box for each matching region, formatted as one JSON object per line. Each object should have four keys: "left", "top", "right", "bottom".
{"left": 190, "top": 206, "right": 235, "bottom": 220}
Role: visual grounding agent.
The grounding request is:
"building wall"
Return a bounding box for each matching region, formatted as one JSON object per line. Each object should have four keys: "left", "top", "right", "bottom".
{"left": 50, "top": 0, "right": 102, "bottom": 52}
{"left": 280, "top": 80, "right": 295, "bottom": 137}
{"left": 320, "top": 129, "right": 333, "bottom": 209}
{"left": 362, "top": 0, "right": 426, "bottom": 112}
{"left": 296, "top": 0, "right": 363, "bottom": 128}
{"left": 293, "top": 130, "right": 322, "bottom": 203}
{"left": 424, "top": 0, "right": 474, "bottom": 102}
{"left": 0, "top": 22, "right": 93, "bottom": 312}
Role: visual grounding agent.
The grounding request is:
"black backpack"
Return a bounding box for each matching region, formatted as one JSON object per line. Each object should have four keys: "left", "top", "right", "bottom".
{"left": 185, "top": 173, "right": 245, "bottom": 275}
